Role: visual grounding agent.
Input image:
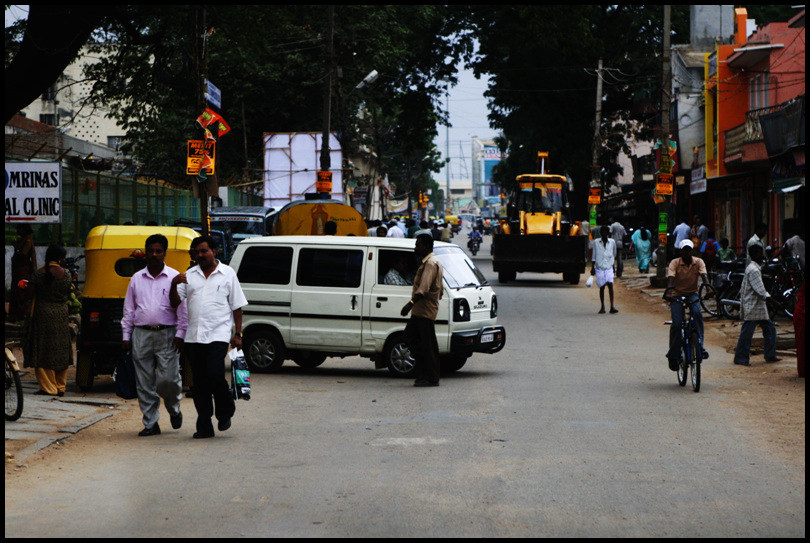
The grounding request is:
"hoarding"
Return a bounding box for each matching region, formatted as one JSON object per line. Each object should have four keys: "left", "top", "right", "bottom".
{"left": 4, "top": 162, "right": 62, "bottom": 223}
{"left": 263, "top": 132, "right": 343, "bottom": 208}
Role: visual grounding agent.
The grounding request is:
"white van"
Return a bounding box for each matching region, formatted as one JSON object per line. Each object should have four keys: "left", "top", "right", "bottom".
{"left": 229, "top": 236, "right": 506, "bottom": 377}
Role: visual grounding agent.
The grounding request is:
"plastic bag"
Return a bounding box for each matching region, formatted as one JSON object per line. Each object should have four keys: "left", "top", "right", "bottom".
{"left": 585, "top": 275, "right": 594, "bottom": 288}
{"left": 228, "top": 348, "right": 251, "bottom": 401}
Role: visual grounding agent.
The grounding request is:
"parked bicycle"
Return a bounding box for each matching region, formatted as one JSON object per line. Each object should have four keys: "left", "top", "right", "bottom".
{"left": 665, "top": 294, "right": 703, "bottom": 392}
{"left": 5, "top": 330, "right": 24, "bottom": 421}
{"left": 65, "top": 254, "right": 85, "bottom": 290}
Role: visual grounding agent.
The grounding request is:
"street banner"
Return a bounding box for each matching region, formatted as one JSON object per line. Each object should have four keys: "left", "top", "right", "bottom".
{"left": 655, "top": 173, "right": 673, "bottom": 196}
{"left": 588, "top": 188, "right": 602, "bottom": 205}
{"left": 187, "top": 140, "right": 216, "bottom": 175}
{"left": 316, "top": 171, "right": 333, "bottom": 193}
{"left": 4, "top": 162, "right": 62, "bottom": 224}
{"left": 658, "top": 211, "right": 668, "bottom": 233}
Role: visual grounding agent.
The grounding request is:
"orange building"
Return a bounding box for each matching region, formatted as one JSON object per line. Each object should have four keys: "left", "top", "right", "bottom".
{"left": 702, "top": 7, "right": 805, "bottom": 252}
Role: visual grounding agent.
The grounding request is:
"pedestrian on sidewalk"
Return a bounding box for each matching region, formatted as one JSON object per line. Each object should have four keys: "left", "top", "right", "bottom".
{"left": 672, "top": 217, "right": 691, "bottom": 250}
{"left": 122, "top": 234, "right": 188, "bottom": 437}
{"left": 794, "top": 281, "right": 805, "bottom": 378}
{"left": 401, "top": 234, "right": 444, "bottom": 387}
{"left": 22, "top": 244, "right": 73, "bottom": 396}
{"left": 170, "top": 235, "right": 247, "bottom": 439}
{"left": 630, "top": 226, "right": 652, "bottom": 273}
{"left": 717, "top": 238, "right": 736, "bottom": 263}
{"left": 609, "top": 218, "right": 627, "bottom": 278}
{"left": 746, "top": 223, "right": 768, "bottom": 266}
{"left": 591, "top": 226, "right": 618, "bottom": 314}
{"left": 8, "top": 224, "right": 38, "bottom": 322}
{"left": 733, "top": 244, "right": 781, "bottom": 366}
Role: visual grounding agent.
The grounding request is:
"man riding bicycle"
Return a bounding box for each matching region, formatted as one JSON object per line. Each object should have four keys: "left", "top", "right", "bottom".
{"left": 663, "top": 239, "right": 713, "bottom": 370}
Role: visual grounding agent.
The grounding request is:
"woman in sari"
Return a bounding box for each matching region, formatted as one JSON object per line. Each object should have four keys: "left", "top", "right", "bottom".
{"left": 631, "top": 227, "right": 652, "bottom": 273}
{"left": 23, "top": 244, "right": 73, "bottom": 396}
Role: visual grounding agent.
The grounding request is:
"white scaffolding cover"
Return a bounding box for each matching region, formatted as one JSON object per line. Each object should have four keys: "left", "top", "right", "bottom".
{"left": 263, "top": 132, "right": 344, "bottom": 209}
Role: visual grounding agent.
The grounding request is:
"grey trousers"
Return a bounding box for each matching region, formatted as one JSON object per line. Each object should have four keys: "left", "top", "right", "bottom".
{"left": 131, "top": 327, "right": 183, "bottom": 428}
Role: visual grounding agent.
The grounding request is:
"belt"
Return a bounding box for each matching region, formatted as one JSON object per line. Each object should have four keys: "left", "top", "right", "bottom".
{"left": 136, "top": 324, "right": 174, "bottom": 331}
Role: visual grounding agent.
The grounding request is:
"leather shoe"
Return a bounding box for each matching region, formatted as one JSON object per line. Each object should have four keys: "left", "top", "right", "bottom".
{"left": 414, "top": 379, "right": 439, "bottom": 387}
{"left": 734, "top": 360, "right": 750, "bottom": 366}
{"left": 170, "top": 411, "right": 182, "bottom": 430}
{"left": 217, "top": 417, "right": 231, "bottom": 432}
{"left": 193, "top": 430, "right": 215, "bottom": 439}
{"left": 765, "top": 357, "right": 781, "bottom": 363}
{"left": 138, "top": 424, "right": 161, "bottom": 437}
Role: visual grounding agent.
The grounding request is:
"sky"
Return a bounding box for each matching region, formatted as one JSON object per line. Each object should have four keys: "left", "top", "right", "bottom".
{"left": 433, "top": 63, "right": 500, "bottom": 189}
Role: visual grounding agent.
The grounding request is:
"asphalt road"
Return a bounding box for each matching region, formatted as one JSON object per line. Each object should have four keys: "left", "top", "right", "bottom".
{"left": 4, "top": 235, "right": 805, "bottom": 537}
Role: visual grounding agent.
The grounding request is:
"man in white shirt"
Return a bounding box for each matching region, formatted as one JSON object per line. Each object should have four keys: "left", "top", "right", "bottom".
{"left": 609, "top": 218, "right": 627, "bottom": 278}
{"left": 672, "top": 219, "right": 691, "bottom": 249}
{"left": 591, "top": 225, "right": 618, "bottom": 314}
{"left": 170, "top": 235, "right": 248, "bottom": 439}
{"left": 386, "top": 220, "right": 405, "bottom": 238}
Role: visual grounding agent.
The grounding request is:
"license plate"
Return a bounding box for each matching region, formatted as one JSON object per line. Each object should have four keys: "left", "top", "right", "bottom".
{"left": 481, "top": 333, "right": 494, "bottom": 344}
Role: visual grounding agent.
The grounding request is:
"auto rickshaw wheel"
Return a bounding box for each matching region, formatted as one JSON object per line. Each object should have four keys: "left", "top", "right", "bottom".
{"left": 75, "top": 352, "right": 95, "bottom": 391}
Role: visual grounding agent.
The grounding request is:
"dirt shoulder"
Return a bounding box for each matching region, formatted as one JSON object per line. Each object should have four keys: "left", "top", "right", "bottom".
{"left": 613, "top": 270, "right": 805, "bottom": 467}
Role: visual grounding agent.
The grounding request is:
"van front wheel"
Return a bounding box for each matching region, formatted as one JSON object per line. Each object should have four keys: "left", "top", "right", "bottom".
{"left": 384, "top": 334, "right": 417, "bottom": 378}
{"left": 244, "top": 329, "right": 285, "bottom": 373}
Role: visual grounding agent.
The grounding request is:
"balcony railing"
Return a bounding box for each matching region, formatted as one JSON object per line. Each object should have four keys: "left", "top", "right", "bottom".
{"left": 723, "top": 104, "right": 784, "bottom": 159}
{"left": 760, "top": 95, "right": 805, "bottom": 156}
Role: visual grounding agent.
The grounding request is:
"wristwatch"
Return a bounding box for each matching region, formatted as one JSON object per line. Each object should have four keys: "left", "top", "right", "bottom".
{"left": 234, "top": 332, "right": 242, "bottom": 338}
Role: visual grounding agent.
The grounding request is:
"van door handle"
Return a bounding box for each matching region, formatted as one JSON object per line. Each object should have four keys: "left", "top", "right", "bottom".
{"left": 351, "top": 295, "right": 357, "bottom": 310}
{"left": 376, "top": 297, "right": 388, "bottom": 302}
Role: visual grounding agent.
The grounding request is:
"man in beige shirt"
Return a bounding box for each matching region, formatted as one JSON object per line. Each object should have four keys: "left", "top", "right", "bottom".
{"left": 401, "top": 234, "right": 444, "bottom": 386}
{"left": 663, "top": 239, "right": 713, "bottom": 370}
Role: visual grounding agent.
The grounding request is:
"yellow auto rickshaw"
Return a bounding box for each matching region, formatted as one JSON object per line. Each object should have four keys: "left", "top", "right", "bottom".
{"left": 76, "top": 225, "right": 198, "bottom": 391}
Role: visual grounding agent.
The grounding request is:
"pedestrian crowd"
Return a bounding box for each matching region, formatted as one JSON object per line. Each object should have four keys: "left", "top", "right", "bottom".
{"left": 586, "top": 214, "right": 804, "bottom": 377}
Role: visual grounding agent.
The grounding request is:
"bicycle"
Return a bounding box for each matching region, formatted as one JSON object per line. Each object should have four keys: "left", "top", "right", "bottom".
{"left": 5, "top": 343, "right": 24, "bottom": 421}
{"left": 665, "top": 293, "right": 703, "bottom": 392}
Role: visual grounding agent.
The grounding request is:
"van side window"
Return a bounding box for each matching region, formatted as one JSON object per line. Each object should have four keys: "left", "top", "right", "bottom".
{"left": 378, "top": 250, "right": 417, "bottom": 286}
{"left": 297, "top": 248, "right": 363, "bottom": 288}
{"left": 237, "top": 246, "right": 293, "bottom": 284}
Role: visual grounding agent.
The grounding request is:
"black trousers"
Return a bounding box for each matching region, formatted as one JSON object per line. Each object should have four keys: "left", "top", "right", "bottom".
{"left": 405, "top": 316, "right": 440, "bottom": 383}
{"left": 185, "top": 342, "right": 235, "bottom": 433}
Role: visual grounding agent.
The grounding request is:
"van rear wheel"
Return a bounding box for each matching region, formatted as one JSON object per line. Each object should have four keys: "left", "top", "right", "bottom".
{"left": 440, "top": 354, "right": 468, "bottom": 374}
{"left": 384, "top": 334, "right": 417, "bottom": 378}
{"left": 244, "top": 329, "right": 285, "bottom": 373}
{"left": 292, "top": 352, "right": 327, "bottom": 369}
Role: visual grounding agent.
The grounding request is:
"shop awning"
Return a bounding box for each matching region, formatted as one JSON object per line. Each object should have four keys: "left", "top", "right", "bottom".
{"left": 772, "top": 176, "right": 805, "bottom": 193}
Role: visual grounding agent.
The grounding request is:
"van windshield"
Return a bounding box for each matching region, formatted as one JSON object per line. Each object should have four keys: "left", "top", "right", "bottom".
{"left": 211, "top": 217, "right": 264, "bottom": 236}
{"left": 433, "top": 246, "right": 488, "bottom": 288}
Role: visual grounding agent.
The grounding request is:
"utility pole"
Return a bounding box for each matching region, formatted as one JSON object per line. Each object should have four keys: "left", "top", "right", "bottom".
{"left": 194, "top": 6, "right": 209, "bottom": 235}
{"left": 654, "top": 5, "right": 672, "bottom": 284}
{"left": 589, "top": 58, "right": 604, "bottom": 227}
{"left": 320, "top": 6, "right": 334, "bottom": 175}
{"left": 445, "top": 86, "right": 450, "bottom": 216}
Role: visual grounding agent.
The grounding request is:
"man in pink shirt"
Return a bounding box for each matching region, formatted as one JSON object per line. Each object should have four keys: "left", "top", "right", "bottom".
{"left": 122, "top": 234, "right": 188, "bottom": 437}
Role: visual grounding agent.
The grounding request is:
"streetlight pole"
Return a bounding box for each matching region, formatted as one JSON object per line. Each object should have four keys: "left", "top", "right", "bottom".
{"left": 654, "top": 5, "right": 672, "bottom": 284}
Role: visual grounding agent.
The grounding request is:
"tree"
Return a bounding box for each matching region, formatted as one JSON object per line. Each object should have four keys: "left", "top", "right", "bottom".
{"left": 4, "top": 5, "right": 113, "bottom": 123}
{"left": 79, "top": 5, "right": 471, "bottom": 190}
{"left": 465, "top": 5, "right": 690, "bottom": 217}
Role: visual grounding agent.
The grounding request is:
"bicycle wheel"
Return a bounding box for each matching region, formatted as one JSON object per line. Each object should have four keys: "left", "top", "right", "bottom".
{"left": 677, "top": 346, "right": 688, "bottom": 387}
{"left": 699, "top": 283, "right": 719, "bottom": 317}
{"left": 5, "top": 362, "right": 24, "bottom": 421}
{"left": 689, "top": 330, "right": 702, "bottom": 392}
{"left": 720, "top": 285, "right": 741, "bottom": 320}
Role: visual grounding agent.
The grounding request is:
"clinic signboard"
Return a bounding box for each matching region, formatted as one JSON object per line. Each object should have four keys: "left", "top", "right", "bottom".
{"left": 4, "top": 162, "right": 62, "bottom": 224}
